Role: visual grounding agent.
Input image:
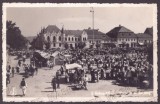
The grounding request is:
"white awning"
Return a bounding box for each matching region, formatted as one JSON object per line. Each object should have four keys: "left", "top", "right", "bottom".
{"left": 51, "top": 51, "right": 59, "bottom": 57}
{"left": 64, "top": 54, "right": 72, "bottom": 58}
{"left": 65, "top": 63, "right": 82, "bottom": 69}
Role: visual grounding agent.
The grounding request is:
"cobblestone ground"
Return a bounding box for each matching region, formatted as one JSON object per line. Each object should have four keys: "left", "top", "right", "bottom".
{"left": 6, "top": 56, "right": 153, "bottom": 99}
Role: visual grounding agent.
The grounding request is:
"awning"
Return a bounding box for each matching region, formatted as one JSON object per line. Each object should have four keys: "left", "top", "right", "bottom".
{"left": 138, "top": 42, "right": 144, "bottom": 45}
{"left": 64, "top": 54, "right": 72, "bottom": 58}
{"left": 65, "top": 63, "right": 82, "bottom": 69}
{"left": 51, "top": 51, "right": 59, "bottom": 57}
{"left": 35, "top": 50, "right": 50, "bottom": 59}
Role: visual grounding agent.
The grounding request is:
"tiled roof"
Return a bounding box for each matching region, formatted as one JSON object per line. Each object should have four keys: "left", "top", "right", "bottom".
{"left": 117, "top": 33, "right": 137, "bottom": 38}
{"left": 107, "top": 25, "right": 133, "bottom": 34}
{"left": 45, "top": 25, "right": 60, "bottom": 33}
{"left": 106, "top": 25, "right": 134, "bottom": 38}
{"left": 136, "top": 33, "right": 152, "bottom": 38}
{"left": 144, "top": 27, "right": 153, "bottom": 35}
{"left": 84, "top": 29, "right": 105, "bottom": 40}
{"left": 64, "top": 30, "right": 83, "bottom": 37}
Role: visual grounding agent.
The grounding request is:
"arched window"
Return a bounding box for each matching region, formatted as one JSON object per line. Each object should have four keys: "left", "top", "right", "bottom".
{"left": 72, "top": 37, "right": 74, "bottom": 41}
{"left": 68, "top": 37, "right": 70, "bottom": 41}
{"left": 65, "top": 37, "right": 67, "bottom": 41}
{"left": 47, "top": 36, "right": 50, "bottom": 42}
{"left": 53, "top": 36, "right": 56, "bottom": 41}
{"left": 59, "top": 36, "right": 61, "bottom": 41}
{"left": 75, "top": 38, "right": 77, "bottom": 41}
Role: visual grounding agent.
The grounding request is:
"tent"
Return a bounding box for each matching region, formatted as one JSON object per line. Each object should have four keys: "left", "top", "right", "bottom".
{"left": 65, "top": 63, "right": 82, "bottom": 69}
{"left": 51, "top": 51, "right": 59, "bottom": 57}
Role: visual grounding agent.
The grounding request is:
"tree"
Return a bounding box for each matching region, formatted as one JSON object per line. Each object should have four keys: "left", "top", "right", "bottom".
{"left": 64, "top": 43, "right": 69, "bottom": 49}
{"left": 96, "top": 43, "right": 101, "bottom": 49}
{"left": 147, "top": 44, "right": 153, "bottom": 64}
{"left": 78, "top": 42, "right": 86, "bottom": 49}
{"left": 7, "top": 20, "right": 27, "bottom": 50}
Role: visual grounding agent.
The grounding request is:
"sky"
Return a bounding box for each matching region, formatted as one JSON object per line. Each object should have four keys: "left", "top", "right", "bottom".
{"left": 6, "top": 6, "right": 154, "bottom": 37}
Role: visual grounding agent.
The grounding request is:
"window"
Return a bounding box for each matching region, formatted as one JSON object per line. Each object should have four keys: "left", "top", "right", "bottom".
{"left": 65, "top": 37, "right": 67, "bottom": 41}
{"left": 47, "top": 36, "right": 50, "bottom": 42}
{"left": 59, "top": 36, "right": 61, "bottom": 41}
{"left": 128, "top": 39, "right": 130, "bottom": 41}
{"left": 53, "top": 43, "right": 56, "bottom": 47}
{"left": 119, "top": 39, "right": 121, "bottom": 41}
{"left": 72, "top": 37, "right": 74, "bottom": 41}
{"left": 90, "top": 41, "right": 91, "bottom": 43}
{"left": 68, "top": 37, "right": 70, "bottom": 41}
{"left": 75, "top": 38, "right": 77, "bottom": 41}
{"left": 78, "top": 38, "right": 80, "bottom": 41}
{"left": 126, "top": 39, "right": 127, "bottom": 41}
{"left": 53, "top": 36, "right": 56, "bottom": 41}
{"left": 59, "top": 43, "right": 61, "bottom": 47}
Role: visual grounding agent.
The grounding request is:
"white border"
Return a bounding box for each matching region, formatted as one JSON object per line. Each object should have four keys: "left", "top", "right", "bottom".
{"left": 2, "top": 3, "right": 158, "bottom": 102}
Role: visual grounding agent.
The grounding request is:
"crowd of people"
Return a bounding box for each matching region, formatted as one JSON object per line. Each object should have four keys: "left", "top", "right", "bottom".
{"left": 6, "top": 46, "right": 153, "bottom": 95}
{"left": 57, "top": 47, "right": 153, "bottom": 90}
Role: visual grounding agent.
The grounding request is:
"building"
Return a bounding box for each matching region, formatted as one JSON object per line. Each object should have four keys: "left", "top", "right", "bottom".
{"left": 136, "top": 27, "right": 153, "bottom": 46}
{"left": 106, "top": 25, "right": 137, "bottom": 48}
{"left": 32, "top": 25, "right": 89, "bottom": 49}
{"left": 144, "top": 27, "right": 153, "bottom": 36}
{"left": 32, "top": 25, "right": 153, "bottom": 49}
{"left": 84, "top": 28, "right": 106, "bottom": 48}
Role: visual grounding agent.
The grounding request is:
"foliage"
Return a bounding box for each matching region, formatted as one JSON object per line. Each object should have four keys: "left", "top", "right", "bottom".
{"left": 7, "top": 20, "right": 28, "bottom": 49}
{"left": 96, "top": 43, "right": 101, "bottom": 49}
{"left": 64, "top": 43, "right": 69, "bottom": 49}
{"left": 78, "top": 42, "right": 86, "bottom": 49}
{"left": 147, "top": 44, "right": 153, "bottom": 64}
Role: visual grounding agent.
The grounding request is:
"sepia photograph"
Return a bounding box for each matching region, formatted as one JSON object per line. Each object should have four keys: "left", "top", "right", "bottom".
{"left": 2, "top": 3, "right": 158, "bottom": 102}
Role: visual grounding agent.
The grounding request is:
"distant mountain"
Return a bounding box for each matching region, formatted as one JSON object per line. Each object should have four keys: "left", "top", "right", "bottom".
{"left": 26, "top": 36, "right": 36, "bottom": 43}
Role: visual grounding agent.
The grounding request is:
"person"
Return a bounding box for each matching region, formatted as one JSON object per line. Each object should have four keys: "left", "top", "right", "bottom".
{"left": 11, "top": 67, "right": 15, "bottom": 77}
{"left": 20, "top": 78, "right": 27, "bottom": 96}
{"left": 6, "top": 70, "right": 11, "bottom": 84}
{"left": 56, "top": 70, "right": 60, "bottom": 89}
{"left": 35, "top": 66, "right": 38, "bottom": 75}
{"left": 18, "top": 60, "right": 21, "bottom": 66}
{"left": 83, "top": 75, "right": 88, "bottom": 90}
{"left": 16, "top": 66, "right": 20, "bottom": 74}
{"left": 51, "top": 77, "right": 57, "bottom": 92}
{"left": 65, "top": 72, "right": 69, "bottom": 83}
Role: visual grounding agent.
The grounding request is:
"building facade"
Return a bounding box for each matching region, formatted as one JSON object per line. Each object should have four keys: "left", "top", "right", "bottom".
{"left": 32, "top": 25, "right": 90, "bottom": 49}
{"left": 32, "top": 25, "right": 153, "bottom": 50}
{"left": 106, "top": 25, "right": 153, "bottom": 48}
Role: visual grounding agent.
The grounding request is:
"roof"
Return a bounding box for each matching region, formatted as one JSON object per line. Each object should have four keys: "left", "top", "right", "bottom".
{"left": 136, "top": 33, "right": 152, "bottom": 38}
{"left": 84, "top": 29, "right": 105, "bottom": 40}
{"left": 144, "top": 27, "right": 153, "bottom": 35}
{"left": 45, "top": 25, "right": 60, "bottom": 33}
{"left": 117, "top": 33, "right": 137, "bottom": 38}
{"left": 106, "top": 25, "right": 135, "bottom": 38}
{"left": 64, "top": 30, "right": 83, "bottom": 37}
{"left": 107, "top": 25, "right": 134, "bottom": 34}
{"left": 103, "top": 34, "right": 111, "bottom": 41}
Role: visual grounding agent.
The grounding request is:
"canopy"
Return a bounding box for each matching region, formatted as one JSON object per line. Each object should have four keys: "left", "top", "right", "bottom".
{"left": 35, "top": 50, "right": 50, "bottom": 59}
{"left": 64, "top": 54, "right": 72, "bottom": 58}
{"left": 65, "top": 63, "right": 82, "bottom": 69}
{"left": 139, "top": 42, "right": 144, "bottom": 45}
{"left": 51, "top": 51, "right": 59, "bottom": 57}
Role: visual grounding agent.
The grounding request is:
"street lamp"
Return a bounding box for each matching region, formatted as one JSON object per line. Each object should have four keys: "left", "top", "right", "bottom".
{"left": 90, "top": 7, "right": 94, "bottom": 47}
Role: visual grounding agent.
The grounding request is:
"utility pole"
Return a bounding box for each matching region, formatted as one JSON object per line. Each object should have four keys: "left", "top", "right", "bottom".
{"left": 90, "top": 7, "right": 94, "bottom": 46}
